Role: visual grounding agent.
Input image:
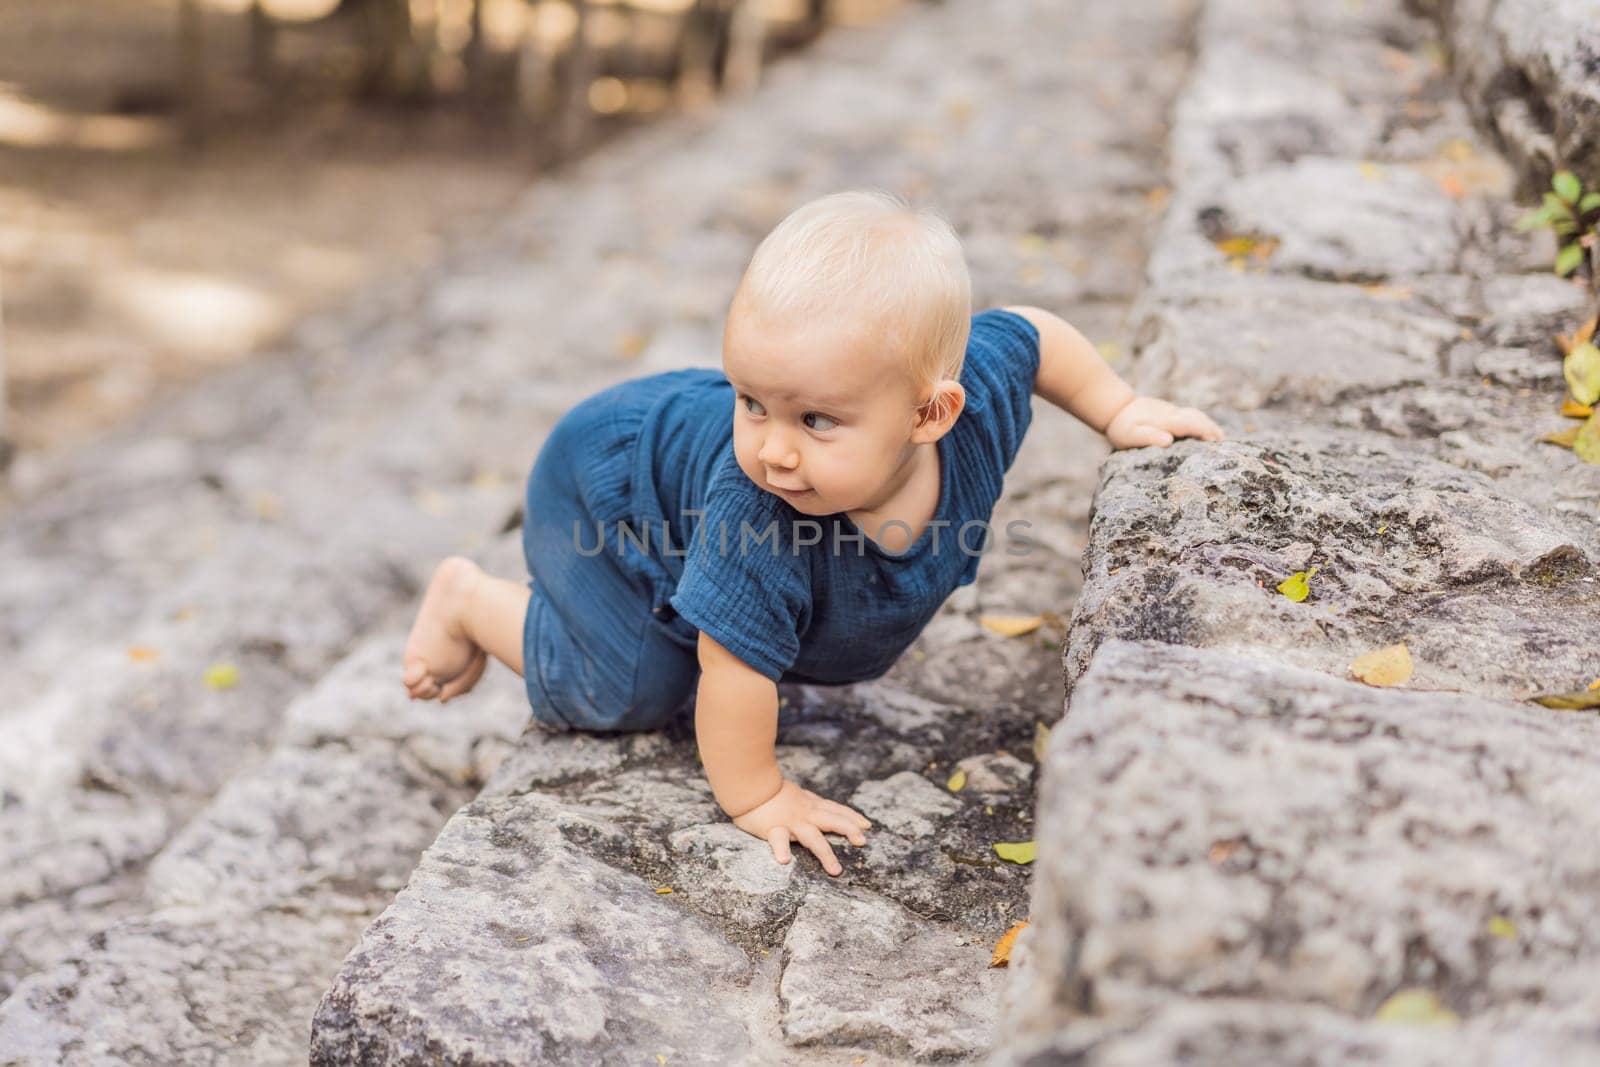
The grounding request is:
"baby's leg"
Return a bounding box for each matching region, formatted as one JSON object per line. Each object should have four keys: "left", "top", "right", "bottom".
{"left": 402, "top": 556, "right": 532, "bottom": 703}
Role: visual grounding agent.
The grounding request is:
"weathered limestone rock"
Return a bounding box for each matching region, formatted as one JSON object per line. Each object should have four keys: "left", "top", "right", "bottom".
{"left": 1002, "top": 641, "right": 1600, "bottom": 1063}
{"left": 1003, "top": 0, "right": 1600, "bottom": 1062}
{"left": 1066, "top": 430, "right": 1600, "bottom": 699}
{"left": 1418, "top": 0, "right": 1600, "bottom": 192}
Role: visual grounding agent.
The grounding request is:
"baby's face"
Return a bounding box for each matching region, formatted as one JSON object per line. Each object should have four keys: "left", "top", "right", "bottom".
{"left": 722, "top": 308, "right": 925, "bottom": 518}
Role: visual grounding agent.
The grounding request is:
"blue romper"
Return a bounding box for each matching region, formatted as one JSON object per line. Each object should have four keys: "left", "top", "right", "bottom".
{"left": 519, "top": 308, "right": 1042, "bottom": 732}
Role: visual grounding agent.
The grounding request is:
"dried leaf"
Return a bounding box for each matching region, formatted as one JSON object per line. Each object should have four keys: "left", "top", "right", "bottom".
{"left": 1032, "top": 721, "right": 1051, "bottom": 764}
{"left": 1565, "top": 342, "right": 1600, "bottom": 404}
{"left": 1575, "top": 412, "right": 1600, "bottom": 465}
{"left": 1531, "top": 688, "right": 1600, "bottom": 710}
{"left": 203, "top": 662, "right": 240, "bottom": 690}
{"left": 1589, "top": 678, "right": 1600, "bottom": 692}
{"left": 1487, "top": 916, "right": 1518, "bottom": 940}
{"left": 1276, "top": 566, "right": 1319, "bottom": 603}
{"left": 1577, "top": 316, "right": 1599, "bottom": 346}
{"left": 1540, "top": 424, "right": 1581, "bottom": 449}
{"left": 1561, "top": 396, "right": 1593, "bottom": 418}
{"left": 990, "top": 920, "right": 1030, "bottom": 968}
{"left": 655, "top": 887, "right": 674, "bottom": 894}
{"left": 993, "top": 841, "right": 1037, "bottom": 865}
{"left": 614, "top": 331, "right": 650, "bottom": 359}
{"left": 1349, "top": 643, "right": 1413, "bottom": 687}
{"left": 946, "top": 768, "right": 968, "bottom": 793}
{"left": 1375, "top": 988, "right": 1458, "bottom": 1026}
{"left": 979, "top": 614, "right": 1044, "bottom": 638}
{"left": 127, "top": 646, "right": 161, "bottom": 663}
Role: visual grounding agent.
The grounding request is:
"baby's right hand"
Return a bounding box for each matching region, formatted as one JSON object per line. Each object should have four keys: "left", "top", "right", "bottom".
{"left": 731, "top": 779, "right": 871, "bottom": 877}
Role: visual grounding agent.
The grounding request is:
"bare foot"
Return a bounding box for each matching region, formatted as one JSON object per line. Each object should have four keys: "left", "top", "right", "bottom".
{"left": 403, "top": 557, "right": 491, "bottom": 703}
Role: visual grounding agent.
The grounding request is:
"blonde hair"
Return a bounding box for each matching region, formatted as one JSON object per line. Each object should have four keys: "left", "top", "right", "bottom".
{"left": 731, "top": 189, "right": 972, "bottom": 422}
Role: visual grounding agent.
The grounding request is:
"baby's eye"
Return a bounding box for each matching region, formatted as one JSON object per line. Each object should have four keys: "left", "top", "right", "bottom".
{"left": 740, "top": 395, "right": 766, "bottom": 417}
{"left": 803, "top": 412, "right": 838, "bottom": 432}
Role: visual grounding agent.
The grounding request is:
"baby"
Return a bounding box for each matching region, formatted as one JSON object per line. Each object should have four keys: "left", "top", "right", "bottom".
{"left": 401, "top": 190, "right": 1224, "bottom": 877}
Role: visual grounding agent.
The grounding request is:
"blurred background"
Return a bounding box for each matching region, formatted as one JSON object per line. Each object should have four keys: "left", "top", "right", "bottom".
{"left": 0, "top": 0, "right": 912, "bottom": 471}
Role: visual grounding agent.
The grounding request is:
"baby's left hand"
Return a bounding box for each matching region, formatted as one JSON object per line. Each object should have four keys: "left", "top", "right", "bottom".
{"left": 1104, "top": 396, "right": 1225, "bottom": 450}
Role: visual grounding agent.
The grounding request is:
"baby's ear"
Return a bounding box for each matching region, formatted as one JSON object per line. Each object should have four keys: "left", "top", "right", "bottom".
{"left": 914, "top": 381, "right": 966, "bottom": 440}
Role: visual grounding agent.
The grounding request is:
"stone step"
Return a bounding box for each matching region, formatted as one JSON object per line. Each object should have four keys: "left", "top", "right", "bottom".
{"left": 304, "top": 0, "right": 1201, "bottom": 1059}
{"left": 1000, "top": 0, "right": 1600, "bottom": 1060}
{"left": 0, "top": 534, "right": 530, "bottom": 1063}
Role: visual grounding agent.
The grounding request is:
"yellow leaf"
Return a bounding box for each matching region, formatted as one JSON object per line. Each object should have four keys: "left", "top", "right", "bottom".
{"left": 1487, "top": 916, "right": 1518, "bottom": 940}
{"left": 990, "top": 920, "right": 1030, "bottom": 968}
{"left": 979, "top": 614, "right": 1044, "bottom": 638}
{"left": 1377, "top": 524, "right": 1388, "bottom": 535}
{"left": 1562, "top": 396, "right": 1593, "bottom": 418}
{"left": 1575, "top": 412, "right": 1600, "bottom": 465}
{"left": 1541, "top": 424, "right": 1582, "bottom": 449}
{"left": 1565, "top": 342, "right": 1600, "bottom": 405}
{"left": 251, "top": 491, "right": 281, "bottom": 522}
{"left": 1016, "top": 234, "right": 1048, "bottom": 257}
{"left": 656, "top": 1056, "right": 667, "bottom": 1066}
{"left": 993, "top": 841, "right": 1036, "bottom": 865}
{"left": 655, "top": 886, "right": 673, "bottom": 894}
{"left": 1588, "top": 678, "right": 1600, "bottom": 692}
{"left": 203, "top": 662, "right": 240, "bottom": 690}
{"left": 1276, "top": 566, "right": 1319, "bottom": 603}
{"left": 614, "top": 331, "right": 650, "bottom": 359}
{"left": 1531, "top": 688, "right": 1600, "bottom": 710}
{"left": 1375, "top": 989, "right": 1458, "bottom": 1026}
{"left": 1214, "top": 236, "right": 1258, "bottom": 258}
{"left": 984, "top": 804, "right": 994, "bottom": 815}
{"left": 1033, "top": 721, "right": 1051, "bottom": 763}
{"left": 946, "top": 768, "right": 968, "bottom": 792}
{"left": 127, "top": 646, "right": 161, "bottom": 663}
{"left": 1349, "top": 643, "right": 1413, "bottom": 687}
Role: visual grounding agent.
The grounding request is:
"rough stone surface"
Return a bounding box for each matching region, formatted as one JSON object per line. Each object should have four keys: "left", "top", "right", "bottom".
{"left": 1419, "top": 0, "right": 1600, "bottom": 194}
{"left": 1000, "top": 0, "right": 1600, "bottom": 1062}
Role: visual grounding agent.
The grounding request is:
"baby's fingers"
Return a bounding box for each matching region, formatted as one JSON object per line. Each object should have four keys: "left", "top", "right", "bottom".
{"left": 794, "top": 824, "right": 842, "bottom": 877}
{"left": 821, "top": 799, "right": 872, "bottom": 831}
{"left": 767, "top": 827, "right": 794, "bottom": 866}
{"left": 818, "top": 810, "right": 868, "bottom": 847}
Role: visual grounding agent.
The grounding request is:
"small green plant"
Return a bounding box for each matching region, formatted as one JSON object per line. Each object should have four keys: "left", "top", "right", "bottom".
{"left": 1517, "top": 169, "right": 1600, "bottom": 283}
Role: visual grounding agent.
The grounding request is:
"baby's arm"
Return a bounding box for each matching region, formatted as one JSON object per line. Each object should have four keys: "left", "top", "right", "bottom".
{"left": 1002, "top": 305, "right": 1225, "bottom": 447}
{"left": 695, "top": 632, "right": 870, "bottom": 876}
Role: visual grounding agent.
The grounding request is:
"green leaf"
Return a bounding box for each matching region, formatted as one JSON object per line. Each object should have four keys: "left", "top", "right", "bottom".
{"left": 203, "top": 662, "right": 240, "bottom": 690}
{"left": 1515, "top": 209, "right": 1547, "bottom": 232}
{"left": 1555, "top": 242, "right": 1586, "bottom": 277}
{"left": 1576, "top": 412, "right": 1600, "bottom": 465}
{"left": 1553, "top": 170, "right": 1582, "bottom": 204}
{"left": 1531, "top": 686, "right": 1600, "bottom": 710}
{"left": 993, "top": 841, "right": 1037, "bottom": 865}
{"left": 1544, "top": 192, "right": 1576, "bottom": 219}
{"left": 1564, "top": 342, "right": 1600, "bottom": 404}
{"left": 1580, "top": 191, "right": 1600, "bottom": 214}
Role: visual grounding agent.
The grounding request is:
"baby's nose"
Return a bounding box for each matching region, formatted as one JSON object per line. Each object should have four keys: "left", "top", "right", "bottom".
{"left": 758, "top": 436, "right": 799, "bottom": 468}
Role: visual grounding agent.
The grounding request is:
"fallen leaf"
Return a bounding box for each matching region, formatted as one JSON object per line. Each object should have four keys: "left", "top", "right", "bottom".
{"left": 980, "top": 614, "right": 1044, "bottom": 638}
{"left": 984, "top": 804, "right": 994, "bottom": 815}
{"left": 1575, "top": 412, "right": 1600, "bottom": 464}
{"left": 1375, "top": 989, "right": 1458, "bottom": 1026}
{"left": 252, "top": 491, "right": 282, "bottom": 522}
{"left": 1562, "top": 396, "right": 1594, "bottom": 418}
{"left": 946, "top": 768, "right": 968, "bottom": 792}
{"left": 1540, "top": 424, "right": 1582, "bottom": 449}
{"left": 993, "top": 841, "right": 1037, "bottom": 865}
{"left": 1487, "top": 916, "right": 1518, "bottom": 940}
{"left": 127, "top": 646, "right": 161, "bottom": 663}
{"left": 655, "top": 887, "right": 673, "bottom": 894}
{"left": 203, "top": 662, "right": 240, "bottom": 690}
{"left": 1377, "top": 524, "right": 1389, "bottom": 535}
{"left": 1564, "top": 342, "right": 1600, "bottom": 404}
{"left": 614, "top": 331, "right": 650, "bottom": 359}
{"left": 1349, "top": 643, "right": 1413, "bottom": 687}
{"left": 1032, "top": 721, "right": 1051, "bottom": 763}
{"left": 1276, "top": 566, "right": 1319, "bottom": 603}
{"left": 1531, "top": 689, "right": 1600, "bottom": 710}
{"left": 990, "top": 920, "right": 1030, "bottom": 967}
{"left": 1208, "top": 839, "right": 1240, "bottom": 864}
{"left": 1589, "top": 678, "right": 1600, "bottom": 692}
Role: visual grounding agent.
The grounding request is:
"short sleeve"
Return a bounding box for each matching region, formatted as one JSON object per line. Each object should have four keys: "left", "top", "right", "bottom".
{"left": 668, "top": 458, "right": 813, "bottom": 682}
{"left": 959, "top": 309, "right": 1042, "bottom": 477}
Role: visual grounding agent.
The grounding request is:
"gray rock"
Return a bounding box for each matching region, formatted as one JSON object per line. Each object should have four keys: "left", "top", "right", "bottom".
{"left": 1005, "top": 641, "right": 1600, "bottom": 1053}
{"left": 951, "top": 753, "right": 1034, "bottom": 796}
{"left": 851, "top": 771, "right": 963, "bottom": 838}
